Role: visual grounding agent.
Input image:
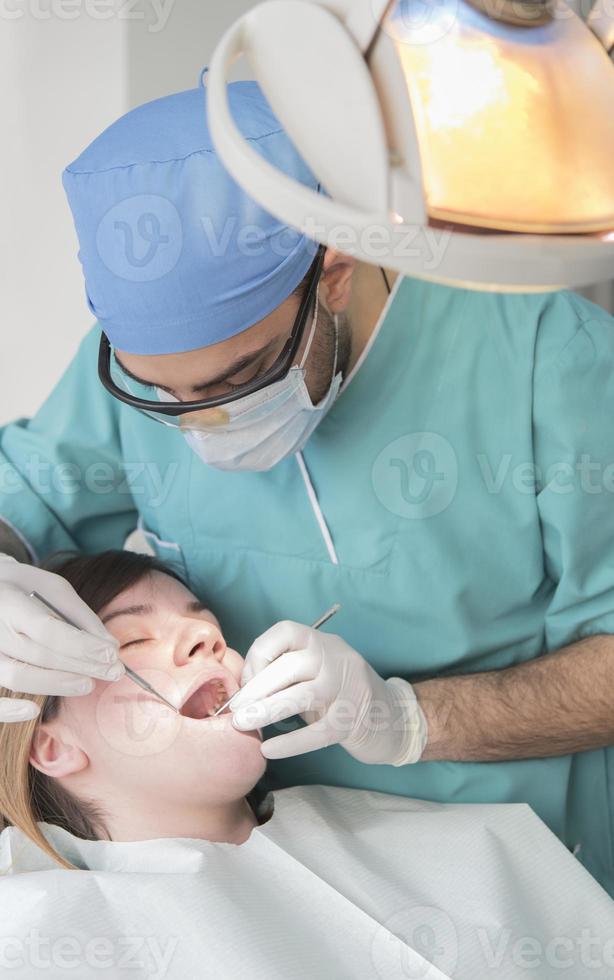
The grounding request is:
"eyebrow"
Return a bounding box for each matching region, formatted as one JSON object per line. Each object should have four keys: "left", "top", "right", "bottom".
{"left": 114, "top": 340, "right": 280, "bottom": 396}
{"left": 101, "top": 599, "right": 207, "bottom": 625}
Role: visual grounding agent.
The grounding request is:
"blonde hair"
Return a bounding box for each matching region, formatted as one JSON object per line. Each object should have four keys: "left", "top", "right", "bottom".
{"left": 0, "top": 550, "right": 188, "bottom": 870}
{"left": 0, "top": 690, "right": 107, "bottom": 870}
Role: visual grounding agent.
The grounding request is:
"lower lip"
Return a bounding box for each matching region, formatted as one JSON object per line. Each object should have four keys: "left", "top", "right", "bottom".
{"left": 181, "top": 710, "right": 262, "bottom": 739}
{"left": 180, "top": 708, "right": 232, "bottom": 724}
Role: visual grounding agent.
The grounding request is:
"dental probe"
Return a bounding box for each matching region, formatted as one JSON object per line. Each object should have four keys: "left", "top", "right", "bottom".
{"left": 29, "top": 591, "right": 180, "bottom": 713}
{"left": 212, "top": 603, "right": 342, "bottom": 717}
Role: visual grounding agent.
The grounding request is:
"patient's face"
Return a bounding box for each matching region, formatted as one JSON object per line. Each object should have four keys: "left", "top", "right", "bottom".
{"left": 49, "top": 572, "right": 266, "bottom": 810}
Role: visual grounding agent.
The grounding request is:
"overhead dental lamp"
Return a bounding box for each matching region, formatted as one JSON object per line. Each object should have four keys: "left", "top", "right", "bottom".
{"left": 208, "top": 0, "right": 614, "bottom": 289}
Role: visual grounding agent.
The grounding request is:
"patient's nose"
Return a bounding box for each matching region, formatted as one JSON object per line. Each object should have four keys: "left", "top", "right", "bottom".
{"left": 175, "top": 624, "right": 226, "bottom": 666}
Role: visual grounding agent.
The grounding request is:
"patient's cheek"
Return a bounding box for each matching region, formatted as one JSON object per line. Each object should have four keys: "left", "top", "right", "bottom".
{"left": 70, "top": 653, "right": 252, "bottom": 766}
{"left": 224, "top": 648, "right": 244, "bottom": 676}
{"left": 102, "top": 696, "right": 182, "bottom": 757}
{"left": 83, "top": 673, "right": 184, "bottom": 758}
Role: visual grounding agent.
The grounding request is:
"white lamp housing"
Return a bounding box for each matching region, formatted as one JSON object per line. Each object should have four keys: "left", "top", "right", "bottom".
{"left": 208, "top": 0, "right": 614, "bottom": 289}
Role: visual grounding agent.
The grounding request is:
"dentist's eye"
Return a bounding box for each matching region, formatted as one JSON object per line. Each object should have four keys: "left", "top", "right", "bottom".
{"left": 222, "top": 352, "right": 275, "bottom": 393}
{"left": 224, "top": 369, "right": 263, "bottom": 391}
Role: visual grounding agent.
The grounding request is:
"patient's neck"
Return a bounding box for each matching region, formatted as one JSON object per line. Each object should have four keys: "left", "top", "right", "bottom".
{"left": 104, "top": 796, "right": 258, "bottom": 845}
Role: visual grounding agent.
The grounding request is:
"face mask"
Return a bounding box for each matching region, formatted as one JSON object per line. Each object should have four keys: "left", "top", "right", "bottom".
{"left": 182, "top": 291, "right": 342, "bottom": 471}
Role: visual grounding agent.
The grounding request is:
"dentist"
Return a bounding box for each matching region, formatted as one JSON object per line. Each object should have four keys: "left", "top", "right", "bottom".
{"left": 1, "top": 80, "right": 614, "bottom": 895}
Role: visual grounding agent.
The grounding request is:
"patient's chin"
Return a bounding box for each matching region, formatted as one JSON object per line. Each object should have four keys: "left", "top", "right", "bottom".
{"left": 178, "top": 711, "right": 267, "bottom": 788}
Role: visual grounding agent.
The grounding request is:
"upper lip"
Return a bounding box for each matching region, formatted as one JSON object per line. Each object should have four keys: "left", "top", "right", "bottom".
{"left": 179, "top": 670, "right": 239, "bottom": 711}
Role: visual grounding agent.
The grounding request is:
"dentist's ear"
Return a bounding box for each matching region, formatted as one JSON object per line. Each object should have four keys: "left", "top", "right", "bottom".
{"left": 320, "top": 248, "right": 355, "bottom": 314}
{"left": 29, "top": 724, "right": 89, "bottom": 779}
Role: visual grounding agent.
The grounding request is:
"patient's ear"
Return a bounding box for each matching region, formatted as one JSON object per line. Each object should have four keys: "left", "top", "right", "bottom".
{"left": 29, "top": 724, "right": 89, "bottom": 779}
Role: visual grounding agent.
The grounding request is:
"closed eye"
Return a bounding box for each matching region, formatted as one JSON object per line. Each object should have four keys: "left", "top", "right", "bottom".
{"left": 120, "top": 639, "right": 151, "bottom": 650}
{"left": 223, "top": 367, "right": 266, "bottom": 391}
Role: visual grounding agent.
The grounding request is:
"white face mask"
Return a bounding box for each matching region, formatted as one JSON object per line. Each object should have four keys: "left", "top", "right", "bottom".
{"left": 181, "top": 292, "right": 342, "bottom": 471}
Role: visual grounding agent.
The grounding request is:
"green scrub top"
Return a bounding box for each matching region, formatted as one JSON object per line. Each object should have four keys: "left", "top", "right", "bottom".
{"left": 2, "top": 279, "right": 613, "bottom": 896}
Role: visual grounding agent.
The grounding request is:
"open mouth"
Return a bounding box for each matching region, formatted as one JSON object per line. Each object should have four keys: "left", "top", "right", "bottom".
{"left": 179, "top": 678, "right": 231, "bottom": 720}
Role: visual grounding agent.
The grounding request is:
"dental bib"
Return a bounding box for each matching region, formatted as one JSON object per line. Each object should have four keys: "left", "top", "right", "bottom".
{"left": 0, "top": 785, "right": 612, "bottom": 980}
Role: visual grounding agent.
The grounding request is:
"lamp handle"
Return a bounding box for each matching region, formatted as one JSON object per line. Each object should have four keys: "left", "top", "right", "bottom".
{"left": 587, "top": 0, "right": 614, "bottom": 53}
{"left": 207, "top": 1, "right": 614, "bottom": 288}
{"left": 207, "top": 2, "right": 419, "bottom": 246}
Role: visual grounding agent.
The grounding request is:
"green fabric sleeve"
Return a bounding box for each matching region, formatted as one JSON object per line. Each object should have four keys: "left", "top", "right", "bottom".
{"left": 533, "top": 291, "right": 614, "bottom": 651}
{"left": 0, "top": 325, "right": 138, "bottom": 564}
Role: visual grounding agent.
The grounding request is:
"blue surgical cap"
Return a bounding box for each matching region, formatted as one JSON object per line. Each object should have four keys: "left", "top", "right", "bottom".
{"left": 62, "top": 80, "right": 320, "bottom": 354}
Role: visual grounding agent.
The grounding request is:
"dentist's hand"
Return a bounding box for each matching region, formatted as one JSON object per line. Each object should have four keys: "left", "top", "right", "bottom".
{"left": 0, "top": 555, "right": 123, "bottom": 722}
{"left": 230, "top": 621, "right": 428, "bottom": 764}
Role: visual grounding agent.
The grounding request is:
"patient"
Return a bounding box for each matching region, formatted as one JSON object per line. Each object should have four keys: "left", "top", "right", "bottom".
{"left": 1, "top": 551, "right": 612, "bottom": 977}
{"left": 0, "top": 550, "right": 269, "bottom": 869}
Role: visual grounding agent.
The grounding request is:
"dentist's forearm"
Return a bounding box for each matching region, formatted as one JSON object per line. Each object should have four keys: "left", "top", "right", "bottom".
{"left": 413, "top": 634, "right": 614, "bottom": 761}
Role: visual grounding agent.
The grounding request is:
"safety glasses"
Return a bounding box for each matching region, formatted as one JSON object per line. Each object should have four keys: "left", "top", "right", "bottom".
{"left": 98, "top": 243, "right": 326, "bottom": 429}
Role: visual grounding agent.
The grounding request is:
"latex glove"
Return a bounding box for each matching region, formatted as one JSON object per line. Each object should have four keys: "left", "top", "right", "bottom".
{"left": 230, "top": 621, "right": 428, "bottom": 764}
{"left": 0, "top": 554, "right": 123, "bottom": 722}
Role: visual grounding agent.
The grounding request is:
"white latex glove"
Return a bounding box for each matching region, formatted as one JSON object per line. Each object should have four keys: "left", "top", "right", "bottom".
{"left": 230, "top": 621, "right": 428, "bottom": 764}
{"left": 0, "top": 554, "right": 123, "bottom": 722}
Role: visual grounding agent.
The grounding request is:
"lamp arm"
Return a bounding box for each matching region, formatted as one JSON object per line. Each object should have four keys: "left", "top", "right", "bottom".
{"left": 587, "top": 0, "right": 614, "bottom": 52}
{"left": 345, "top": 0, "right": 396, "bottom": 53}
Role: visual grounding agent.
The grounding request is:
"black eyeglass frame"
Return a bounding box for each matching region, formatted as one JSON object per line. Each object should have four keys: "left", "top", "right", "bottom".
{"left": 98, "top": 243, "right": 327, "bottom": 416}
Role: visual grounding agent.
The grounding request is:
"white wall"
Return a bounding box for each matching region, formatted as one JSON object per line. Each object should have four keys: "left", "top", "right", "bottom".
{"left": 0, "top": 12, "right": 126, "bottom": 425}
{"left": 125, "top": 0, "right": 255, "bottom": 107}
{"left": 578, "top": 279, "right": 614, "bottom": 315}
{"left": 0, "top": 0, "right": 256, "bottom": 426}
